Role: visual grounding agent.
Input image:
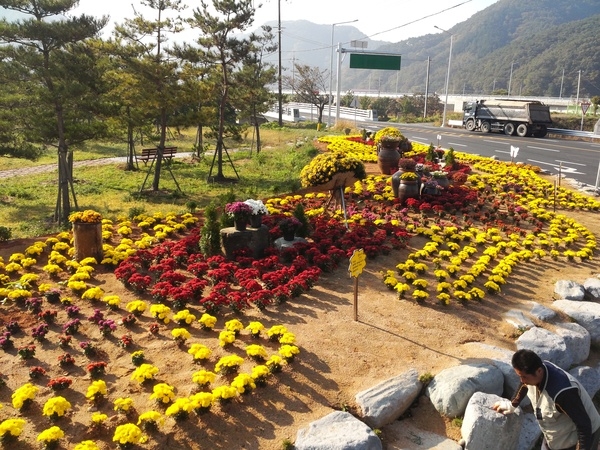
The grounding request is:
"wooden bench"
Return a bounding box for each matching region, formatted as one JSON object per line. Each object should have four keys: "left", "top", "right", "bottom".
{"left": 137, "top": 147, "right": 178, "bottom": 165}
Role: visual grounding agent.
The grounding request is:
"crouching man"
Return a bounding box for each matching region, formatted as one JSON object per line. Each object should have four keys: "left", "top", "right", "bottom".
{"left": 493, "top": 349, "right": 600, "bottom": 450}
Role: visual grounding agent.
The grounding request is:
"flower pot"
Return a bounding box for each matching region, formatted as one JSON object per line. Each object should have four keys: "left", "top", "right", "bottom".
{"left": 44, "top": 292, "right": 61, "bottom": 304}
{"left": 72, "top": 222, "right": 103, "bottom": 262}
{"left": 421, "top": 185, "right": 440, "bottom": 196}
{"left": 377, "top": 145, "right": 401, "bottom": 175}
{"left": 282, "top": 231, "right": 296, "bottom": 242}
{"left": 396, "top": 180, "right": 420, "bottom": 204}
{"left": 234, "top": 219, "right": 247, "bottom": 231}
{"left": 249, "top": 215, "right": 263, "bottom": 228}
{"left": 435, "top": 178, "right": 450, "bottom": 188}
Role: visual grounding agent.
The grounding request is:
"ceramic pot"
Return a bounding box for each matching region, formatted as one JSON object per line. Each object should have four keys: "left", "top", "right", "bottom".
{"left": 391, "top": 170, "right": 403, "bottom": 197}
{"left": 377, "top": 145, "right": 401, "bottom": 175}
{"left": 396, "top": 180, "right": 420, "bottom": 203}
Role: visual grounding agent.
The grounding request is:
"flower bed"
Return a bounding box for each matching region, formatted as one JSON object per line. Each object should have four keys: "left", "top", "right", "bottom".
{"left": 0, "top": 140, "right": 598, "bottom": 448}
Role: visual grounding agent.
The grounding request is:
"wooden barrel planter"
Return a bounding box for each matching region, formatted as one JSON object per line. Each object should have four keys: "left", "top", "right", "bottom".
{"left": 72, "top": 222, "right": 103, "bottom": 262}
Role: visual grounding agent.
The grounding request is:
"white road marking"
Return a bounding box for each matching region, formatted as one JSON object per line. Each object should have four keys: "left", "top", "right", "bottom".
{"left": 447, "top": 142, "right": 467, "bottom": 147}
{"left": 527, "top": 159, "right": 585, "bottom": 174}
{"left": 555, "top": 160, "right": 586, "bottom": 166}
{"left": 527, "top": 146, "right": 559, "bottom": 152}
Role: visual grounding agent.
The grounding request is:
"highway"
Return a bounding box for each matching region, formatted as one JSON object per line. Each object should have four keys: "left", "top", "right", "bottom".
{"left": 369, "top": 123, "right": 600, "bottom": 190}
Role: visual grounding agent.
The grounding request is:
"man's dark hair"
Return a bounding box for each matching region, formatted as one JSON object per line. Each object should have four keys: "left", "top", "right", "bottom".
{"left": 512, "top": 349, "right": 543, "bottom": 374}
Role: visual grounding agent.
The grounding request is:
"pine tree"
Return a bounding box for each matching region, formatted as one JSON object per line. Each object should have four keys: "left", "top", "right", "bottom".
{"left": 0, "top": 0, "right": 108, "bottom": 223}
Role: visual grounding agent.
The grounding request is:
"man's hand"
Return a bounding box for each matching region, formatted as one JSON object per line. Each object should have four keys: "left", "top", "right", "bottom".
{"left": 492, "top": 400, "right": 516, "bottom": 415}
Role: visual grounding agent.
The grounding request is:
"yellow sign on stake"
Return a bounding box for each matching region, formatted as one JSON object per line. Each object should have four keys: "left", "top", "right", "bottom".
{"left": 348, "top": 249, "right": 366, "bottom": 278}
{"left": 348, "top": 249, "right": 366, "bottom": 321}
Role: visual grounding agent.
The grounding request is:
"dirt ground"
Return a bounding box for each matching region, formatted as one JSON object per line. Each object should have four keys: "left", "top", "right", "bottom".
{"left": 0, "top": 168, "right": 599, "bottom": 449}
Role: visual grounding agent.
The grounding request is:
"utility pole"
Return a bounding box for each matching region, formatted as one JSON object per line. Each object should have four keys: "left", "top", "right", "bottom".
{"left": 434, "top": 25, "right": 453, "bottom": 128}
{"left": 508, "top": 61, "right": 515, "bottom": 97}
{"left": 277, "top": 0, "right": 282, "bottom": 126}
{"left": 559, "top": 68, "right": 564, "bottom": 98}
{"left": 327, "top": 19, "right": 358, "bottom": 127}
{"left": 575, "top": 70, "right": 581, "bottom": 114}
{"left": 423, "top": 57, "right": 430, "bottom": 119}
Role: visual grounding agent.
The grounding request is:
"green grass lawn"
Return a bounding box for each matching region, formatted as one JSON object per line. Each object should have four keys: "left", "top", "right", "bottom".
{"left": 0, "top": 127, "right": 326, "bottom": 239}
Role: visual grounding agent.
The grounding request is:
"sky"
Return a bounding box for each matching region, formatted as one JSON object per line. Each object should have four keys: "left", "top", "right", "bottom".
{"left": 69, "top": 0, "right": 500, "bottom": 43}
{"left": 253, "top": 0, "right": 500, "bottom": 42}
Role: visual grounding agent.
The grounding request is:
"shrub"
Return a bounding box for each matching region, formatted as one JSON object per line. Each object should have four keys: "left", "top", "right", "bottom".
{"left": 199, "top": 204, "right": 222, "bottom": 257}
{"left": 0, "top": 226, "right": 12, "bottom": 242}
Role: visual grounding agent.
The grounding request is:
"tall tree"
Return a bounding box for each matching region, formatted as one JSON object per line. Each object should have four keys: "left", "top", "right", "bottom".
{"left": 114, "top": 0, "right": 185, "bottom": 191}
{"left": 230, "top": 26, "right": 277, "bottom": 154}
{"left": 187, "top": 0, "right": 256, "bottom": 181}
{"left": 0, "top": 0, "right": 108, "bottom": 223}
{"left": 285, "top": 64, "right": 328, "bottom": 124}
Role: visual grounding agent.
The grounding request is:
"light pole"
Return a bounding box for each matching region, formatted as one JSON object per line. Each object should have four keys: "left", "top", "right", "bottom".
{"left": 508, "top": 61, "right": 515, "bottom": 97}
{"left": 277, "top": 0, "right": 282, "bottom": 126}
{"left": 435, "top": 26, "right": 453, "bottom": 128}
{"left": 328, "top": 19, "right": 358, "bottom": 127}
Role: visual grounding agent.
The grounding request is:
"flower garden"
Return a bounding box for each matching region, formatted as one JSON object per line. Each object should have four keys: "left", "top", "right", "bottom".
{"left": 0, "top": 132, "right": 599, "bottom": 449}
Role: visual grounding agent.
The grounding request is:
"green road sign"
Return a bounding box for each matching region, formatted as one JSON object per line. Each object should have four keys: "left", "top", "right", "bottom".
{"left": 349, "top": 54, "right": 401, "bottom": 70}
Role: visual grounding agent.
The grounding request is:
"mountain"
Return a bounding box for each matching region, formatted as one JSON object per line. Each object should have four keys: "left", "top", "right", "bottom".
{"left": 259, "top": 19, "right": 390, "bottom": 80}
{"left": 259, "top": 0, "right": 600, "bottom": 99}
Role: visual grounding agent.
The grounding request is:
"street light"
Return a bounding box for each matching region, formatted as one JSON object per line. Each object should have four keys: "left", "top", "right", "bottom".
{"left": 508, "top": 61, "right": 515, "bottom": 97}
{"left": 434, "top": 26, "right": 453, "bottom": 128}
{"left": 328, "top": 19, "right": 358, "bottom": 127}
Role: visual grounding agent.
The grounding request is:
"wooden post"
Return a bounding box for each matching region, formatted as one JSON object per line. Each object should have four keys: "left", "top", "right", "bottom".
{"left": 353, "top": 276, "right": 359, "bottom": 321}
{"left": 553, "top": 179, "right": 557, "bottom": 213}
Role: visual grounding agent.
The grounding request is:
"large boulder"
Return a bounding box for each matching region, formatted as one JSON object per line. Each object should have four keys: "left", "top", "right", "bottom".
{"left": 295, "top": 411, "right": 382, "bottom": 450}
{"left": 355, "top": 369, "right": 422, "bottom": 429}
{"left": 553, "top": 300, "right": 600, "bottom": 345}
{"left": 555, "top": 322, "right": 590, "bottom": 365}
{"left": 461, "top": 392, "right": 522, "bottom": 450}
{"left": 584, "top": 277, "right": 600, "bottom": 301}
{"left": 554, "top": 280, "right": 585, "bottom": 301}
{"left": 516, "top": 327, "right": 572, "bottom": 369}
{"left": 426, "top": 363, "right": 503, "bottom": 418}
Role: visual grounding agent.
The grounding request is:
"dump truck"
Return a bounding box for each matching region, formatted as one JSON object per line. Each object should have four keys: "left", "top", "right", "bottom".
{"left": 462, "top": 99, "right": 552, "bottom": 137}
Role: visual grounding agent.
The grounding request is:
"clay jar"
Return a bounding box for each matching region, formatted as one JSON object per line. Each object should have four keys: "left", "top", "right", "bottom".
{"left": 377, "top": 141, "right": 401, "bottom": 175}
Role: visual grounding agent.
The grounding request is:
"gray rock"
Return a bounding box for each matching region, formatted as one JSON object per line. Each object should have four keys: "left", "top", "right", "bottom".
{"left": 504, "top": 309, "right": 534, "bottom": 330}
{"left": 517, "top": 412, "right": 543, "bottom": 450}
{"left": 553, "top": 300, "right": 600, "bottom": 345}
{"left": 555, "top": 322, "right": 590, "bottom": 365}
{"left": 569, "top": 366, "right": 600, "bottom": 398}
{"left": 516, "top": 327, "right": 572, "bottom": 369}
{"left": 584, "top": 277, "right": 600, "bottom": 300}
{"left": 554, "top": 280, "right": 585, "bottom": 301}
{"left": 355, "top": 369, "right": 422, "bottom": 429}
{"left": 426, "top": 363, "right": 503, "bottom": 418}
{"left": 295, "top": 411, "right": 382, "bottom": 450}
{"left": 529, "top": 301, "right": 557, "bottom": 321}
{"left": 461, "top": 392, "right": 522, "bottom": 450}
{"left": 382, "top": 420, "right": 462, "bottom": 449}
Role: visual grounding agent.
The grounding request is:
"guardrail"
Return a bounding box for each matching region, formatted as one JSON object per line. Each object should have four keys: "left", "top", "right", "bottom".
{"left": 547, "top": 128, "right": 600, "bottom": 139}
